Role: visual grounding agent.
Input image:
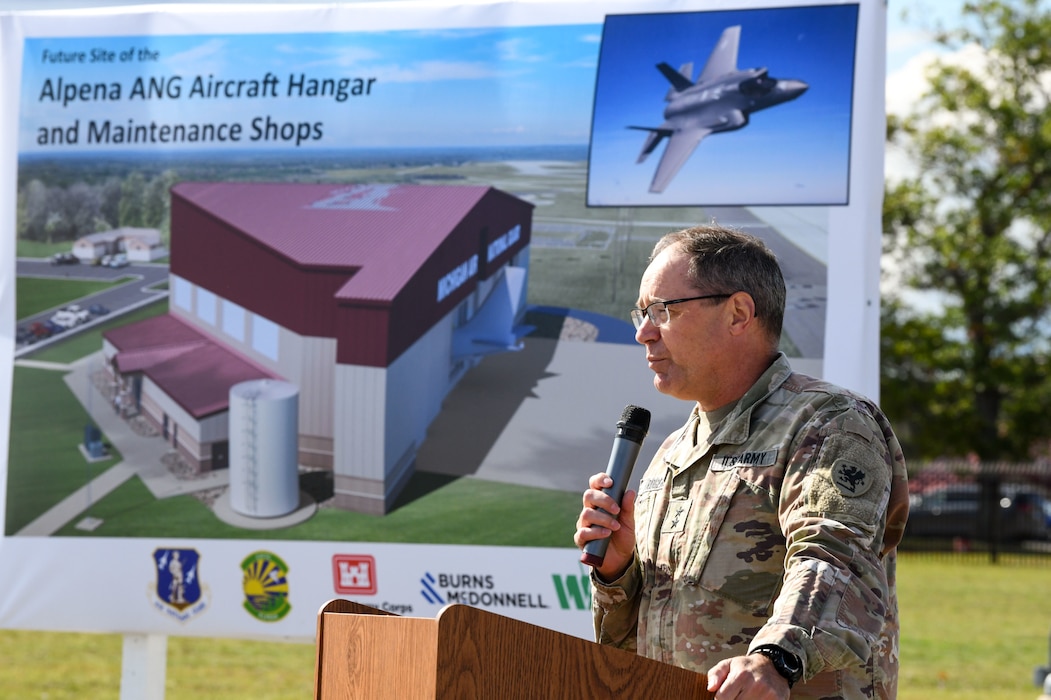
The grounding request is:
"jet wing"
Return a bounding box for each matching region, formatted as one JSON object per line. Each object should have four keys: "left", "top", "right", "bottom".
{"left": 649, "top": 126, "right": 713, "bottom": 194}
{"left": 697, "top": 25, "right": 741, "bottom": 84}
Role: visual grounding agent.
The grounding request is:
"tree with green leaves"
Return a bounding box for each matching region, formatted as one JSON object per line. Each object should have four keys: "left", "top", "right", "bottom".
{"left": 882, "top": 0, "right": 1051, "bottom": 460}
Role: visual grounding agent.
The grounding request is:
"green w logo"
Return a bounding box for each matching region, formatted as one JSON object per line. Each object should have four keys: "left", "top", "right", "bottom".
{"left": 552, "top": 569, "right": 591, "bottom": 610}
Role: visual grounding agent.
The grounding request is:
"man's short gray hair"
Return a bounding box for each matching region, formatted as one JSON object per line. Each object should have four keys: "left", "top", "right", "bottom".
{"left": 652, "top": 225, "right": 786, "bottom": 349}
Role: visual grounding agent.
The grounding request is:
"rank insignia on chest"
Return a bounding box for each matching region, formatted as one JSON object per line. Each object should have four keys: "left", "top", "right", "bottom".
{"left": 661, "top": 499, "right": 693, "bottom": 533}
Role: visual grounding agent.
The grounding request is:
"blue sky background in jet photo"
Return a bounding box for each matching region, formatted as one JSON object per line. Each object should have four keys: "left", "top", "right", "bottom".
{"left": 587, "top": 5, "right": 860, "bottom": 207}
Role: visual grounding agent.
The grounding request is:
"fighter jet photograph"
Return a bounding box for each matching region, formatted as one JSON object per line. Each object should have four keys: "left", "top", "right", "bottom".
{"left": 586, "top": 6, "right": 859, "bottom": 207}
{"left": 632, "top": 25, "right": 808, "bottom": 194}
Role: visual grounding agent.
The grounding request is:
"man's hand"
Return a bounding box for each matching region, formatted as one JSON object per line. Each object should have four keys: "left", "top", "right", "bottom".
{"left": 573, "top": 472, "right": 637, "bottom": 581}
{"left": 706, "top": 654, "right": 791, "bottom": 700}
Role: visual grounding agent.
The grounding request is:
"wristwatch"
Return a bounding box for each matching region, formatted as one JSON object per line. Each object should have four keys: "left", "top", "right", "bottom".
{"left": 751, "top": 645, "right": 804, "bottom": 688}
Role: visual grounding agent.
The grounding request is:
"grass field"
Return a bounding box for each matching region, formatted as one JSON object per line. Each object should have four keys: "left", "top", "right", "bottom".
{"left": 15, "top": 275, "right": 129, "bottom": 320}
{"left": 0, "top": 554, "right": 1047, "bottom": 699}
{"left": 15, "top": 240, "right": 76, "bottom": 259}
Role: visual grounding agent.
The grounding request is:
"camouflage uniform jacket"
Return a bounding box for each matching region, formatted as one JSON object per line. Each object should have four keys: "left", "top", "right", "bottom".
{"left": 592, "top": 354, "right": 909, "bottom": 699}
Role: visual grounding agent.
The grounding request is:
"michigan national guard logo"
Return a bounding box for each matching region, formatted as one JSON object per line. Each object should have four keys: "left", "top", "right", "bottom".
{"left": 152, "top": 548, "right": 207, "bottom": 623}
{"left": 241, "top": 551, "right": 291, "bottom": 622}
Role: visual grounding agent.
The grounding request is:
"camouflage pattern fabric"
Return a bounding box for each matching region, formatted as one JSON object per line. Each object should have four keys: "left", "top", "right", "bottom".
{"left": 592, "top": 354, "right": 909, "bottom": 699}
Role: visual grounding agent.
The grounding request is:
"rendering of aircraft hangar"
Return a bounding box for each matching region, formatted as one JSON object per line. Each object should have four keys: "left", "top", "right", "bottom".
{"left": 102, "top": 182, "right": 534, "bottom": 515}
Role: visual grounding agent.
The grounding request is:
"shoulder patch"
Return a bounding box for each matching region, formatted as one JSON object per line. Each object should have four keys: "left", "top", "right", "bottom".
{"left": 808, "top": 432, "right": 891, "bottom": 524}
{"left": 831, "top": 458, "right": 872, "bottom": 497}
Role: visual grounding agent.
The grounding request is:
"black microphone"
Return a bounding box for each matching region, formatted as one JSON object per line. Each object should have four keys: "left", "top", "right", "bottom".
{"left": 581, "top": 404, "right": 651, "bottom": 568}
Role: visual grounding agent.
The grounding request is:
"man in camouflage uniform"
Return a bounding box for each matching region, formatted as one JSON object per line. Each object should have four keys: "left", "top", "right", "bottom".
{"left": 574, "top": 226, "right": 909, "bottom": 699}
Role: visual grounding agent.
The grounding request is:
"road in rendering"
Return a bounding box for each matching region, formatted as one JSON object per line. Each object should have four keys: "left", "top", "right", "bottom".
{"left": 14, "top": 258, "right": 170, "bottom": 356}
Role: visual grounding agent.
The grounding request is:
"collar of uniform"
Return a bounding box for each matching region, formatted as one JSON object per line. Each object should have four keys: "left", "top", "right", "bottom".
{"left": 662, "top": 399, "right": 734, "bottom": 472}
{"left": 661, "top": 411, "right": 701, "bottom": 473}
{"left": 709, "top": 352, "right": 794, "bottom": 447}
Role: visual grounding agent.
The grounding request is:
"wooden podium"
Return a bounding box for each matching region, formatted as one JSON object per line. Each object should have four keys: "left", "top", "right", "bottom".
{"left": 314, "top": 599, "right": 712, "bottom": 699}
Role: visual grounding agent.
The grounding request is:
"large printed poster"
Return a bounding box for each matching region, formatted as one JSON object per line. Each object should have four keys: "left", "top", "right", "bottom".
{"left": 0, "top": 0, "right": 884, "bottom": 641}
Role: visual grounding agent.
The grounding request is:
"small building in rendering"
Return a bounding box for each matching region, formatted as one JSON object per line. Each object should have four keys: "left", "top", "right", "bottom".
{"left": 102, "top": 182, "right": 533, "bottom": 514}
{"left": 74, "top": 227, "right": 168, "bottom": 262}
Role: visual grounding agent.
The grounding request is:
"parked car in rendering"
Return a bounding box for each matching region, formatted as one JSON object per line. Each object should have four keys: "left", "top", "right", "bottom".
{"left": 906, "top": 483, "right": 1051, "bottom": 541}
{"left": 43, "top": 320, "right": 66, "bottom": 335}
{"left": 49, "top": 252, "right": 79, "bottom": 265}
{"left": 27, "top": 321, "right": 52, "bottom": 340}
{"left": 107, "top": 253, "right": 129, "bottom": 268}
{"left": 50, "top": 304, "right": 90, "bottom": 329}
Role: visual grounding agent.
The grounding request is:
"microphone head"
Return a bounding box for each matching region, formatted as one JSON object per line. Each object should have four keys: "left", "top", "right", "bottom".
{"left": 619, "top": 404, "right": 651, "bottom": 434}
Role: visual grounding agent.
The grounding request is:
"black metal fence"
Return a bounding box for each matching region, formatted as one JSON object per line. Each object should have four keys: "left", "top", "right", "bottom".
{"left": 901, "top": 459, "right": 1051, "bottom": 564}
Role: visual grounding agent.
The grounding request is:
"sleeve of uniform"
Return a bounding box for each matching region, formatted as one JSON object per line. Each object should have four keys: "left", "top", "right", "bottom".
{"left": 749, "top": 399, "right": 902, "bottom": 682}
{"left": 590, "top": 553, "right": 642, "bottom": 651}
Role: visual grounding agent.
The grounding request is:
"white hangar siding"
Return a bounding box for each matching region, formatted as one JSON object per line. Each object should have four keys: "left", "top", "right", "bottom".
{"left": 333, "top": 303, "right": 464, "bottom": 514}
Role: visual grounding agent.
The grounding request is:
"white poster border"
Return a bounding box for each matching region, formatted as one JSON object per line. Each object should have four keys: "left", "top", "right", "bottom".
{"left": 0, "top": 0, "right": 883, "bottom": 641}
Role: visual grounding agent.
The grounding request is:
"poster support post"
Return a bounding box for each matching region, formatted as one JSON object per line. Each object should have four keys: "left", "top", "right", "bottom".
{"left": 120, "top": 633, "right": 167, "bottom": 700}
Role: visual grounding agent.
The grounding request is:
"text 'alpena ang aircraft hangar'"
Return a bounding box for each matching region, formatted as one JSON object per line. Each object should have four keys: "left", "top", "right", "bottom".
{"left": 101, "top": 182, "right": 534, "bottom": 517}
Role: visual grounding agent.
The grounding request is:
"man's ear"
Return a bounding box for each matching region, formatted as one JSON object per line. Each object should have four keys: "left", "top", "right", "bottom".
{"left": 726, "top": 291, "right": 757, "bottom": 336}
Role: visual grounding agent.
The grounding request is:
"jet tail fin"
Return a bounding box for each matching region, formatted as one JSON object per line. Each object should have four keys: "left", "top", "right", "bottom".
{"left": 698, "top": 25, "right": 741, "bottom": 84}
{"left": 656, "top": 62, "right": 694, "bottom": 93}
{"left": 665, "top": 62, "right": 693, "bottom": 101}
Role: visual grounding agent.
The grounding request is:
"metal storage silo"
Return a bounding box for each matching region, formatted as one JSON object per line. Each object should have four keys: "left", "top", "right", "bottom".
{"left": 229, "top": 379, "right": 300, "bottom": 518}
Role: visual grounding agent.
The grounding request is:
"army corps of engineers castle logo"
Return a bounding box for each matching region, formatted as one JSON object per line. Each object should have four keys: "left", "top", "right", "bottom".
{"left": 151, "top": 548, "right": 208, "bottom": 623}
{"left": 241, "top": 551, "right": 291, "bottom": 622}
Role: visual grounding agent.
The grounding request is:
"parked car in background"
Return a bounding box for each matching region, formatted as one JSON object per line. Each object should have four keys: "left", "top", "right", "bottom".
{"left": 49, "top": 252, "right": 79, "bottom": 265}
{"left": 907, "top": 483, "right": 1051, "bottom": 541}
{"left": 107, "top": 253, "right": 129, "bottom": 268}
{"left": 88, "top": 303, "right": 110, "bottom": 316}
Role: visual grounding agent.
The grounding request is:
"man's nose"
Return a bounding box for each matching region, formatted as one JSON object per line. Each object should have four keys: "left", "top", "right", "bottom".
{"left": 634, "top": 317, "right": 658, "bottom": 344}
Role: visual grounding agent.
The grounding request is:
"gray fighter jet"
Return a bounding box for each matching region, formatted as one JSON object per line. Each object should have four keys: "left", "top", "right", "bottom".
{"left": 632, "top": 25, "right": 808, "bottom": 194}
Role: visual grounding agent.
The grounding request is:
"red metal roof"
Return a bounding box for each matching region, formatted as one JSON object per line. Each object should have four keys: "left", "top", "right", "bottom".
{"left": 105, "top": 313, "right": 206, "bottom": 351}
{"left": 104, "top": 314, "right": 278, "bottom": 418}
{"left": 171, "top": 182, "right": 493, "bottom": 302}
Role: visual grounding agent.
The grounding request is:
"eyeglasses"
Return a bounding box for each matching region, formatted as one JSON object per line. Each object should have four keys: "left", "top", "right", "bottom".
{"left": 630, "top": 294, "right": 733, "bottom": 329}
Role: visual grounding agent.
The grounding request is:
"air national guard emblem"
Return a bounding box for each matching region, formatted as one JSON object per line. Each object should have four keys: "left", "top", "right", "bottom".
{"left": 241, "top": 551, "right": 292, "bottom": 622}
{"left": 152, "top": 548, "right": 208, "bottom": 623}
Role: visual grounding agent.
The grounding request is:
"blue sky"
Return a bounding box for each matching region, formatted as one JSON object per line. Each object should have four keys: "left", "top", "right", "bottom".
{"left": 886, "top": 0, "right": 958, "bottom": 70}
{"left": 885, "top": 0, "right": 963, "bottom": 104}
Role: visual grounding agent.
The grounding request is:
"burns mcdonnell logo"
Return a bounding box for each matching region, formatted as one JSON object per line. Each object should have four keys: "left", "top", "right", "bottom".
{"left": 333, "top": 555, "right": 377, "bottom": 595}
{"left": 419, "top": 572, "right": 549, "bottom": 609}
{"left": 151, "top": 548, "right": 208, "bottom": 623}
{"left": 241, "top": 551, "right": 291, "bottom": 622}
